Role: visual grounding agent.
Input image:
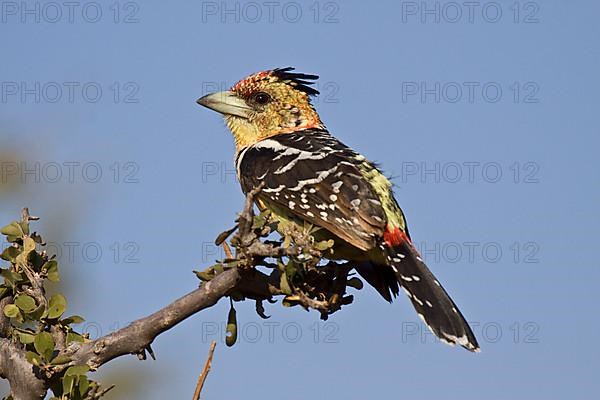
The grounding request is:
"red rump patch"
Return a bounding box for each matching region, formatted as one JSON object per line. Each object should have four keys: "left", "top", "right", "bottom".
{"left": 383, "top": 225, "right": 410, "bottom": 247}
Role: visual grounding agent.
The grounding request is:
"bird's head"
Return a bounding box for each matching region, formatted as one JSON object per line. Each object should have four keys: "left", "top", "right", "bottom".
{"left": 197, "top": 67, "right": 324, "bottom": 150}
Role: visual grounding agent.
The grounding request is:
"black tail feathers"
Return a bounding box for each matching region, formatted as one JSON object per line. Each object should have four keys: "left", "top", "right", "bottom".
{"left": 355, "top": 261, "right": 399, "bottom": 302}
{"left": 357, "top": 242, "right": 480, "bottom": 352}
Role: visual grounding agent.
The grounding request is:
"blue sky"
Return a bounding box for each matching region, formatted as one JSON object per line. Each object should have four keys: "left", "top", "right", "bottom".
{"left": 1, "top": 1, "right": 598, "bottom": 398}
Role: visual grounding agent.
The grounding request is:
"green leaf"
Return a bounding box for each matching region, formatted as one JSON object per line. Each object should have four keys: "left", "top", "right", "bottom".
{"left": 252, "top": 215, "right": 266, "bottom": 229}
{"left": 0, "top": 246, "right": 21, "bottom": 262}
{"left": 22, "top": 237, "right": 36, "bottom": 252}
{"left": 49, "top": 354, "right": 72, "bottom": 365}
{"left": 314, "top": 239, "right": 335, "bottom": 251}
{"left": 79, "top": 376, "right": 90, "bottom": 397}
{"left": 47, "top": 294, "right": 67, "bottom": 319}
{"left": 0, "top": 222, "right": 23, "bottom": 237}
{"left": 44, "top": 260, "right": 60, "bottom": 282}
{"left": 18, "top": 220, "right": 30, "bottom": 236}
{"left": 34, "top": 332, "right": 55, "bottom": 362}
{"left": 213, "top": 264, "right": 225, "bottom": 274}
{"left": 17, "top": 331, "right": 35, "bottom": 344}
{"left": 1, "top": 269, "right": 24, "bottom": 287}
{"left": 67, "top": 332, "right": 85, "bottom": 343}
{"left": 3, "top": 304, "right": 20, "bottom": 318}
{"left": 14, "top": 294, "right": 36, "bottom": 312}
{"left": 225, "top": 304, "right": 237, "bottom": 347}
{"left": 61, "top": 315, "right": 85, "bottom": 325}
{"left": 26, "top": 351, "right": 42, "bottom": 367}
{"left": 42, "top": 259, "right": 57, "bottom": 271}
{"left": 62, "top": 374, "right": 75, "bottom": 395}
{"left": 6, "top": 235, "right": 20, "bottom": 243}
{"left": 252, "top": 209, "right": 272, "bottom": 230}
{"left": 279, "top": 271, "right": 293, "bottom": 295}
{"left": 65, "top": 365, "right": 90, "bottom": 376}
{"left": 214, "top": 225, "right": 237, "bottom": 246}
{"left": 26, "top": 304, "right": 46, "bottom": 320}
{"left": 193, "top": 269, "right": 215, "bottom": 282}
{"left": 284, "top": 260, "right": 298, "bottom": 281}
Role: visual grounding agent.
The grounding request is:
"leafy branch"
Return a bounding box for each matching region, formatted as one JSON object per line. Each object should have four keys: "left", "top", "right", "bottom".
{"left": 0, "top": 188, "right": 363, "bottom": 399}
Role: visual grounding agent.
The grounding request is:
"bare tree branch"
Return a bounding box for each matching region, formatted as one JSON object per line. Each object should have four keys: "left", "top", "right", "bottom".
{"left": 67, "top": 268, "right": 241, "bottom": 370}
{"left": 0, "top": 338, "right": 47, "bottom": 400}
{"left": 0, "top": 297, "right": 11, "bottom": 338}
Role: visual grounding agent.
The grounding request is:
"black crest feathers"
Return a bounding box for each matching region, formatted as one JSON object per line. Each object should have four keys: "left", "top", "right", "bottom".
{"left": 272, "top": 67, "right": 320, "bottom": 96}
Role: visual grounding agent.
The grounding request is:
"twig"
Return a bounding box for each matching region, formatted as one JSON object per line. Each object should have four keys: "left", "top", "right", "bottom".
{"left": 235, "top": 182, "right": 265, "bottom": 247}
{"left": 17, "top": 210, "right": 48, "bottom": 310}
{"left": 222, "top": 242, "right": 233, "bottom": 259}
{"left": 192, "top": 341, "right": 217, "bottom": 400}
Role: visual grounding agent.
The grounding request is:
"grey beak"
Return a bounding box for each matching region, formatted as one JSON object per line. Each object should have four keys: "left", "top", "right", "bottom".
{"left": 196, "top": 91, "right": 252, "bottom": 119}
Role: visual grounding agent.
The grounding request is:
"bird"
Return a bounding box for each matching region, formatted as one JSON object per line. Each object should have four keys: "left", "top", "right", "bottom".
{"left": 197, "top": 67, "right": 480, "bottom": 352}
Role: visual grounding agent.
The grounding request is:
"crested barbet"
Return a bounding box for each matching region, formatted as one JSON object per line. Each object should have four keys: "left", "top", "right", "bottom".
{"left": 197, "top": 67, "right": 480, "bottom": 352}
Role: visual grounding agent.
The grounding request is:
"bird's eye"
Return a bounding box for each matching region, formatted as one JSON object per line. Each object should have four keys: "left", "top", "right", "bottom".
{"left": 251, "top": 91, "right": 271, "bottom": 105}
